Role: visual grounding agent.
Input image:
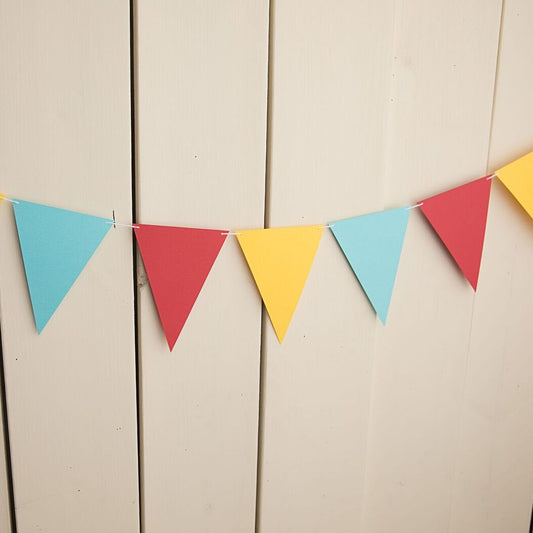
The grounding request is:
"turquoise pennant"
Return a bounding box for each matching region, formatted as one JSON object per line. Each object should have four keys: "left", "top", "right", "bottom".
{"left": 13, "top": 200, "right": 113, "bottom": 333}
{"left": 331, "top": 207, "right": 410, "bottom": 324}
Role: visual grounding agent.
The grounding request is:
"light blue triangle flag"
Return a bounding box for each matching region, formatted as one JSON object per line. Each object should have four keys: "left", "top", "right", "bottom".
{"left": 330, "top": 207, "right": 410, "bottom": 324}
{"left": 13, "top": 200, "right": 113, "bottom": 333}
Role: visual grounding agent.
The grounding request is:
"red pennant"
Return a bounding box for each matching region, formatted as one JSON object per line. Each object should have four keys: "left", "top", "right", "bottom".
{"left": 134, "top": 225, "right": 227, "bottom": 350}
{"left": 420, "top": 176, "right": 492, "bottom": 290}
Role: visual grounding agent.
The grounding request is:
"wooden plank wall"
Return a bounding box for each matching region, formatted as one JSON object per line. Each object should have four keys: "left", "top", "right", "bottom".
{"left": 260, "top": 1, "right": 533, "bottom": 533}
{"left": 257, "top": 1, "right": 395, "bottom": 531}
{"left": 0, "top": 2, "right": 139, "bottom": 532}
{"left": 0, "top": 1, "right": 532, "bottom": 532}
{"left": 134, "top": 1, "right": 269, "bottom": 532}
{"left": 360, "top": 1, "right": 503, "bottom": 532}
{"left": 462, "top": 1, "right": 533, "bottom": 530}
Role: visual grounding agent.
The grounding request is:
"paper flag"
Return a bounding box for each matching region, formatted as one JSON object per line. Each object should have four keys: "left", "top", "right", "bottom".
{"left": 134, "top": 225, "right": 227, "bottom": 351}
{"left": 13, "top": 200, "right": 113, "bottom": 333}
{"left": 420, "top": 176, "right": 492, "bottom": 290}
{"left": 496, "top": 152, "right": 533, "bottom": 218}
{"left": 330, "top": 208, "right": 410, "bottom": 324}
{"left": 236, "top": 225, "right": 323, "bottom": 343}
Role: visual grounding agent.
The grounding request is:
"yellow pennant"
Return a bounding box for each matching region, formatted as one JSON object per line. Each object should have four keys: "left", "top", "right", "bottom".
{"left": 0, "top": 194, "right": 4, "bottom": 203}
{"left": 237, "top": 225, "right": 324, "bottom": 343}
{"left": 496, "top": 151, "right": 533, "bottom": 218}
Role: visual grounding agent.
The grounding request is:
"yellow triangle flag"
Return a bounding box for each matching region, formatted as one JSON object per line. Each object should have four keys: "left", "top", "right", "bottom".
{"left": 496, "top": 151, "right": 533, "bottom": 218}
{"left": 0, "top": 195, "right": 4, "bottom": 203}
{"left": 237, "top": 225, "right": 324, "bottom": 343}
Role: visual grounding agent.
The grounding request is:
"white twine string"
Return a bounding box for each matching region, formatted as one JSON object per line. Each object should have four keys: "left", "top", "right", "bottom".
{"left": 0, "top": 171, "right": 501, "bottom": 231}
{"left": 223, "top": 225, "right": 333, "bottom": 235}
{"left": 105, "top": 221, "right": 140, "bottom": 229}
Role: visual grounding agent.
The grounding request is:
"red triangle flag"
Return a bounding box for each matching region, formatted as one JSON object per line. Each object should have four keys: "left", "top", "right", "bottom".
{"left": 134, "top": 224, "right": 227, "bottom": 350}
{"left": 420, "top": 176, "right": 492, "bottom": 290}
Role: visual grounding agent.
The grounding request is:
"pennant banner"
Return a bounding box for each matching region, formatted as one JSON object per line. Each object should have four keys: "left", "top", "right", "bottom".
{"left": 2, "top": 151, "right": 533, "bottom": 347}
{"left": 420, "top": 176, "right": 492, "bottom": 290}
{"left": 13, "top": 200, "right": 112, "bottom": 333}
{"left": 331, "top": 207, "right": 410, "bottom": 324}
{"left": 236, "top": 225, "right": 323, "bottom": 343}
{"left": 134, "top": 224, "right": 227, "bottom": 350}
{"left": 496, "top": 151, "right": 533, "bottom": 218}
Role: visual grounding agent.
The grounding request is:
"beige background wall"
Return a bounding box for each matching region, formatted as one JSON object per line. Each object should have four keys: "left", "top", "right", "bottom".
{"left": 0, "top": 1, "right": 532, "bottom": 532}
{"left": 0, "top": 2, "right": 138, "bottom": 532}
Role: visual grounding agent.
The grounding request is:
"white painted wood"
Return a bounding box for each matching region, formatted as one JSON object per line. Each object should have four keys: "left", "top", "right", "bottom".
{"left": 259, "top": 1, "right": 533, "bottom": 532}
{"left": 360, "top": 2, "right": 504, "bottom": 532}
{"left": 448, "top": 1, "right": 533, "bottom": 532}
{"left": 134, "top": 1, "right": 269, "bottom": 531}
{"left": 0, "top": 2, "right": 139, "bottom": 532}
{"left": 258, "top": 2, "right": 395, "bottom": 531}
{"left": 0, "top": 2, "right": 530, "bottom": 532}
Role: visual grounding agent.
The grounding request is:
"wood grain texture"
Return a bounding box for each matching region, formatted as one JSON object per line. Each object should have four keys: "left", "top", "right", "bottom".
{"left": 449, "top": 1, "right": 533, "bottom": 531}
{"left": 360, "top": 1, "right": 503, "bottom": 532}
{"left": 0, "top": 1, "right": 531, "bottom": 532}
{"left": 134, "top": 1, "right": 269, "bottom": 531}
{"left": 258, "top": 2, "right": 395, "bottom": 531}
{"left": 0, "top": 2, "right": 139, "bottom": 531}
{"left": 257, "top": 0, "right": 532, "bottom": 532}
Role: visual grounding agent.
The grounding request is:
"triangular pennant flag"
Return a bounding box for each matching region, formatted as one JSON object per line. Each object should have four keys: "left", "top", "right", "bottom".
{"left": 13, "top": 200, "right": 113, "bottom": 333}
{"left": 0, "top": 195, "right": 4, "bottom": 203}
{"left": 330, "top": 208, "right": 410, "bottom": 324}
{"left": 420, "top": 176, "right": 492, "bottom": 290}
{"left": 236, "top": 225, "right": 323, "bottom": 343}
{"left": 496, "top": 151, "right": 533, "bottom": 218}
{"left": 134, "top": 224, "right": 227, "bottom": 351}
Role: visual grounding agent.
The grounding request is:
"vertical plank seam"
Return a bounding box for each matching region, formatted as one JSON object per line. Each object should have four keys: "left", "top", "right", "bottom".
{"left": 482, "top": 0, "right": 507, "bottom": 523}
{"left": 485, "top": 0, "right": 506, "bottom": 173}
{"left": 254, "top": 1, "right": 274, "bottom": 531}
{"left": 530, "top": 490, "right": 533, "bottom": 533}
{"left": 0, "top": 323, "right": 17, "bottom": 532}
{"left": 484, "top": 3, "right": 533, "bottom": 530}
{"left": 263, "top": 0, "right": 274, "bottom": 231}
{"left": 482, "top": 3, "right": 518, "bottom": 531}
{"left": 129, "top": 0, "right": 143, "bottom": 531}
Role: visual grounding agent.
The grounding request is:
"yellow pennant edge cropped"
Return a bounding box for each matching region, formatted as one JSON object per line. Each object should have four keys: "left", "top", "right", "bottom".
{"left": 496, "top": 151, "right": 533, "bottom": 219}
